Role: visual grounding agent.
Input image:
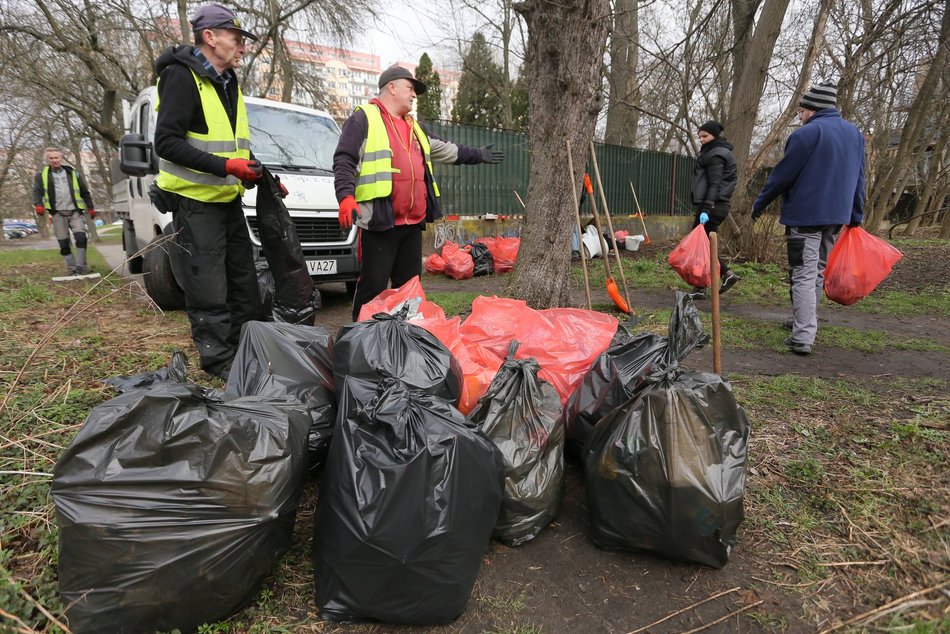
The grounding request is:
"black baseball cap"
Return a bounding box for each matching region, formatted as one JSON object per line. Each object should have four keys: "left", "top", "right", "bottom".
{"left": 378, "top": 65, "right": 427, "bottom": 95}
{"left": 190, "top": 4, "right": 258, "bottom": 41}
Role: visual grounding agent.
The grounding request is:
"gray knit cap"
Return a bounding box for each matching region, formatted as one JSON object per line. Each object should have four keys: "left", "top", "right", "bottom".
{"left": 800, "top": 81, "right": 837, "bottom": 111}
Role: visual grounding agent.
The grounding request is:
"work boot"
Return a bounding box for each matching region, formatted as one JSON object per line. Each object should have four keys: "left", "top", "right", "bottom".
{"left": 63, "top": 253, "right": 78, "bottom": 276}
{"left": 784, "top": 337, "right": 812, "bottom": 355}
{"left": 720, "top": 271, "right": 740, "bottom": 294}
{"left": 74, "top": 248, "right": 90, "bottom": 275}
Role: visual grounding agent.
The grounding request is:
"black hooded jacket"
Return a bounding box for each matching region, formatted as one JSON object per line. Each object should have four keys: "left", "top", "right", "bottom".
{"left": 153, "top": 45, "right": 248, "bottom": 179}
{"left": 691, "top": 138, "right": 737, "bottom": 209}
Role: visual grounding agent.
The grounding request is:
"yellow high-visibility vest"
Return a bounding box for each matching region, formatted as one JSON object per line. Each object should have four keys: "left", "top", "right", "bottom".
{"left": 155, "top": 70, "right": 251, "bottom": 203}
{"left": 41, "top": 167, "right": 86, "bottom": 211}
{"left": 354, "top": 104, "right": 440, "bottom": 201}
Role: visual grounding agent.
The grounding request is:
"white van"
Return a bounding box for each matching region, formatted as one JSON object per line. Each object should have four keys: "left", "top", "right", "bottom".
{"left": 113, "top": 87, "right": 358, "bottom": 310}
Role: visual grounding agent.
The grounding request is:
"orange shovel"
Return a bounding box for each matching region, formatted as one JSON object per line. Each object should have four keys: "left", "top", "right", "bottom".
{"left": 584, "top": 174, "right": 630, "bottom": 315}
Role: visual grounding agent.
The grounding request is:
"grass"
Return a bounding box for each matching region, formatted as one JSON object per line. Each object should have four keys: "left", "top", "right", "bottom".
{"left": 1, "top": 244, "right": 948, "bottom": 632}
{"left": 735, "top": 372, "right": 948, "bottom": 621}
{"left": 429, "top": 290, "right": 482, "bottom": 317}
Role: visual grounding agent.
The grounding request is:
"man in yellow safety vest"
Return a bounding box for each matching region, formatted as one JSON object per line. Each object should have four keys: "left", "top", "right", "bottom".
{"left": 333, "top": 64, "right": 505, "bottom": 321}
{"left": 152, "top": 3, "right": 263, "bottom": 380}
{"left": 32, "top": 147, "right": 96, "bottom": 275}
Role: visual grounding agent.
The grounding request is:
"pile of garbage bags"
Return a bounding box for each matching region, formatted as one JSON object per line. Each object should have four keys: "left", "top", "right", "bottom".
{"left": 52, "top": 279, "right": 751, "bottom": 631}
{"left": 423, "top": 237, "right": 520, "bottom": 278}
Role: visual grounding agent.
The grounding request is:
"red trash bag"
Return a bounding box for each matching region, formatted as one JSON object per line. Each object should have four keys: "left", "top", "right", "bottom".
{"left": 358, "top": 276, "right": 446, "bottom": 321}
{"left": 443, "top": 242, "right": 474, "bottom": 280}
{"left": 415, "top": 315, "right": 504, "bottom": 414}
{"left": 823, "top": 226, "right": 903, "bottom": 305}
{"left": 490, "top": 237, "right": 520, "bottom": 273}
{"left": 668, "top": 225, "right": 716, "bottom": 288}
{"left": 424, "top": 253, "right": 446, "bottom": 274}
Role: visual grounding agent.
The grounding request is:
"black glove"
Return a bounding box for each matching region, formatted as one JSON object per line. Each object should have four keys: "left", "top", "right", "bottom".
{"left": 751, "top": 208, "right": 762, "bottom": 221}
{"left": 848, "top": 221, "right": 861, "bottom": 228}
{"left": 480, "top": 144, "right": 504, "bottom": 164}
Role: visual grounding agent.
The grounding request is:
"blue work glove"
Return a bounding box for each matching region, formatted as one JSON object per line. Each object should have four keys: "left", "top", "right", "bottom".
{"left": 699, "top": 211, "right": 709, "bottom": 225}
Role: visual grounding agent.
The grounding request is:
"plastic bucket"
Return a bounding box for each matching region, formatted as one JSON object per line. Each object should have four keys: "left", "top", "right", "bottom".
{"left": 625, "top": 235, "right": 645, "bottom": 251}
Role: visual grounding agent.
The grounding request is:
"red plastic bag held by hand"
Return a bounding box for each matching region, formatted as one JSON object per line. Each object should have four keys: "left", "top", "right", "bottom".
{"left": 823, "top": 226, "right": 902, "bottom": 305}
{"left": 668, "top": 225, "right": 716, "bottom": 288}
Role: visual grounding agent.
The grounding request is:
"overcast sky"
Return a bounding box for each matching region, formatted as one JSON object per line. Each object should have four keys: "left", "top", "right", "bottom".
{"left": 345, "top": 0, "right": 467, "bottom": 71}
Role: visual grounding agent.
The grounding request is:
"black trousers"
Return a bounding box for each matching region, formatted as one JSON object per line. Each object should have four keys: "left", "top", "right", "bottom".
{"left": 351, "top": 224, "right": 423, "bottom": 320}
{"left": 172, "top": 195, "right": 259, "bottom": 375}
{"left": 692, "top": 202, "right": 731, "bottom": 277}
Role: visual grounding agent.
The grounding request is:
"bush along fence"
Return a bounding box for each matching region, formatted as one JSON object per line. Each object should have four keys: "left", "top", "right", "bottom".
{"left": 424, "top": 120, "right": 697, "bottom": 218}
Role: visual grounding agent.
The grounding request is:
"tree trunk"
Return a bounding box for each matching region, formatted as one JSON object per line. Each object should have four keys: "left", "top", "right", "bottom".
{"left": 510, "top": 0, "right": 610, "bottom": 309}
{"left": 723, "top": 0, "right": 791, "bottom": 257}
{"left": 604, "top": 0, "right": 639, "bottom": 146}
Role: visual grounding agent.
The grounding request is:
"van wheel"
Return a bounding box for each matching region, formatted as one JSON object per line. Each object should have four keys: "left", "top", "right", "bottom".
{"left": 123, "top": 220, "right": 143, "bottom": 274}
{"left": 143, "top": 236, "right": 185, "bottom": 310}
{"left": 345, "top": 280, "right": 357, "bottom": 294}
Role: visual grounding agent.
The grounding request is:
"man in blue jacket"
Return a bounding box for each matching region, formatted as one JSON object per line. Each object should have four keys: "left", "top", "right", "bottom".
{"left": 752, "top": 82, "right": 865, "bottom": 355}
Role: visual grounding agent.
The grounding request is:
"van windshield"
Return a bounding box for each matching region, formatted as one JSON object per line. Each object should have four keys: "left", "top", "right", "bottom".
{"left": 247, "top": 103, "right": 338, "bottom": 170}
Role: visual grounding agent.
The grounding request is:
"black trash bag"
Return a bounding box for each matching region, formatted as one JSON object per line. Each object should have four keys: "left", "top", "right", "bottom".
{"left": 333, "top": 309, "right": 462, "bottom": 403}
{"left": 563, "top": 292, "right": 708, "bottom": 459}
{"left": 582, "top": 293, "right": 748, "bottom": 569}
{"left": 470, "top": 242, "right": 494, "bottom": 276}
{"left": 227, "top": 321, "right": 336, "bottom": 471}
{"left": 52, "top": 383, "right": 311, "bottom": 634}
{"left": 467, "top": 342, "right": 565, "bottom": 546}
{"left": 314, "top": 376, "right": 504, "bottom": 624}
{"left": 256, "top": 167, "right": 319, "bottom": 325}
{"left": 256, "top": 260, "right": 276, "bottom": 320}
{"left": 103, "top": 350, "right": 189, "bottom": 393}
{"left": 583, "top": 372, "right": 750, "bottom": 568}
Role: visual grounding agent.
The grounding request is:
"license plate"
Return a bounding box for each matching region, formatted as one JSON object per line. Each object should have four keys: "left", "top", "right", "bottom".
{"left": 307, "top": 259, "right": 337, "bottom": 275}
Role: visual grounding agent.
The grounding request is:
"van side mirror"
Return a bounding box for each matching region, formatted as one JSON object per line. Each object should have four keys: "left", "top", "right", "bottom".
{"left": 119, "top": 133, "right": 158, "bottom": 176}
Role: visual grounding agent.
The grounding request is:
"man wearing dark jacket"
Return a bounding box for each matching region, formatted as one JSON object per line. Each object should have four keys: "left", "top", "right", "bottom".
{"left": 152, "top": 3, "right": 262, "bottom": 379}
{"left": 334, "top": 64, "right": 504, "bottom": 320}
{"left": 32, "top": 148, "right": 96, "bottom": 275}
{"left": 752, "top": 81, "right": 865, "bottom": 355}
{"left": 690, "top": 120, "right": 739, "bottom": 295}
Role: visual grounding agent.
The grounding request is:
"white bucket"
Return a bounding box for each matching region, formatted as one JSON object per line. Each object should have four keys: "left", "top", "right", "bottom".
{"left": 625, "top": 235, "right": 645, "bottom": 251}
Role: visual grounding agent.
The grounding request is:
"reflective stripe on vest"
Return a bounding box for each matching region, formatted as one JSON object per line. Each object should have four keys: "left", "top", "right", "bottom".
{"left": 41, "top": 166, "right": 86, "bottom": 211}
{"left": 155, "top": 70, "right": 251, "bottom": 203}
{"left": 354, "top": 104, "right": 440, "bottom": 202}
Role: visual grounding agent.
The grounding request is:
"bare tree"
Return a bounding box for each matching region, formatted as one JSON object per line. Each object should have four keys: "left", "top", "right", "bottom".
{"left": 508, "top": 0, "right": 611, "bottom": 308}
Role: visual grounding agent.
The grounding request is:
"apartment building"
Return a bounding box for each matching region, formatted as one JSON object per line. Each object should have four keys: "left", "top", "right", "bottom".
{"left": 253, "top": 40, "right": 459, "bottom": 122}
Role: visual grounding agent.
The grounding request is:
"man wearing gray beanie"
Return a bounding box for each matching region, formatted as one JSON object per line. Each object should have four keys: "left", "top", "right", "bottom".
{"left": 751, "top": 81, "right": 865, "bottom": 355}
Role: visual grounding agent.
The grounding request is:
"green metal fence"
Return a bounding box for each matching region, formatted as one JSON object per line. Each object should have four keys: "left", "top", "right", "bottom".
{"left": 424, "top": 120, "right": 696, "bottom": 217}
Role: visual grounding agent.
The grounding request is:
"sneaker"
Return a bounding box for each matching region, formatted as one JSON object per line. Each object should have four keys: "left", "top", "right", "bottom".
{"left": 784, "top": 337, "right": 812, "bottom": 355}
{"left": 720, "top": 271, "right": 740, "bottom": 294}
{"left": 782, "top": 319, "right": 793, "bottom": 331}
{"left": 75, "top": 266, "right": 90, "bottom": 275}
{"left": 689, "top": 287, "right": 708, "bottom": 299}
